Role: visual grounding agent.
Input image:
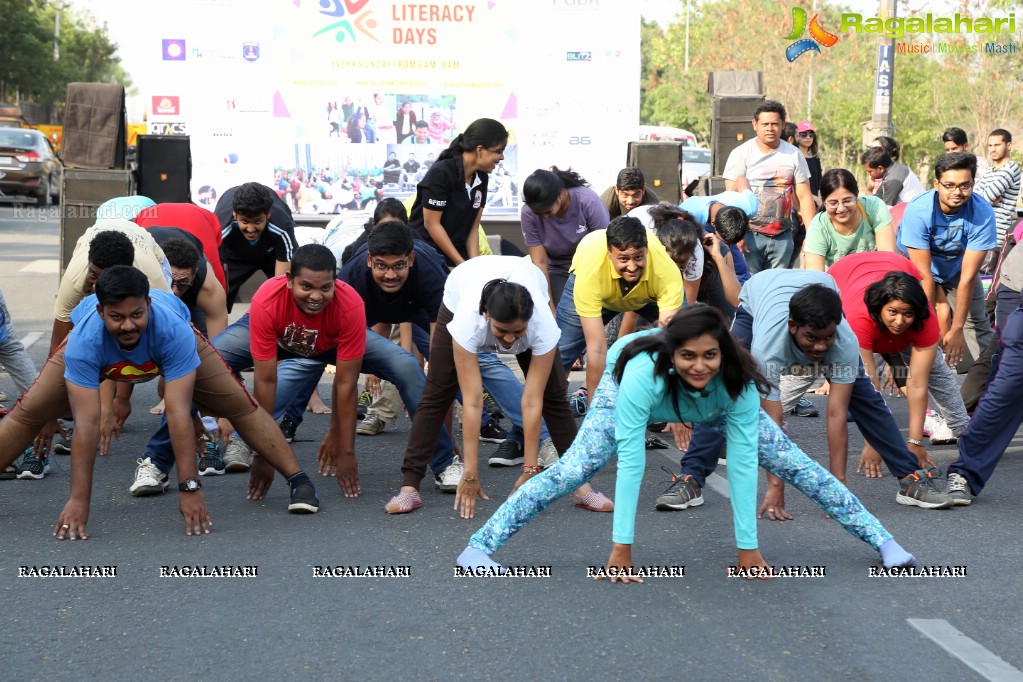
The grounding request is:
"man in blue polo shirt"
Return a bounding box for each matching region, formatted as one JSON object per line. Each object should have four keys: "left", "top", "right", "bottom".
{"left": 897, "top": 152, "right": 996, "bottom": 368}
{"left": 679, "top": 189, "right": 757, "bottom": 285}
{"left": 657, "top": 269, "right": 952, "bottom": 517}
{"left": 0, "top": 266, "right": 319, "bottom": 540}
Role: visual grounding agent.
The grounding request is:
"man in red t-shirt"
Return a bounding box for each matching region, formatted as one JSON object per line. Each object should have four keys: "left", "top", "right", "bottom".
{"left": 213, "top": 244, "right": 366, "bottom": 497}
{"left": 829, "top": 251, "right": 969, "bottom": 474}
{"left": 134, "top": 202, "right": 227, "bottom": 291}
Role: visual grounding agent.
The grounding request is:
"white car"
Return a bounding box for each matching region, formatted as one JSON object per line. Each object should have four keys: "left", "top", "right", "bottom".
{"left": 681, "top": 146, "right": 711, "bottom": 194}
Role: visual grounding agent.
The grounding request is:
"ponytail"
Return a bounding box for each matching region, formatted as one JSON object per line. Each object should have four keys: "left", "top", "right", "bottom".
{"left": 479, "top": 278, "right": 534, "bottom": 323}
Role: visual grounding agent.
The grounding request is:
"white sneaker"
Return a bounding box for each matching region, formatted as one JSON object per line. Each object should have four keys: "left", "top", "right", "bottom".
{"left": 922, "top": 410, "right": 939, "bottom": 437}
{"left": 538, "top": 438, "right": 559, "bottom": 469}
{"left": 222, "top": 436, "right": 253, "bottom": 472}
{"left": 928, "top": 417, "right": 958, "bottom": 445}
{"left": 130, "top": 457, "right": 169, "bottom": 497}
{"left": 435, "top": 457, "right": 464, "bottom": 493}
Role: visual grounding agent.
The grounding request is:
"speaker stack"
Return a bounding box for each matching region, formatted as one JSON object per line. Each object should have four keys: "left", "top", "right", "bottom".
{"left": 626, "top": 141, "right": 683, "bottom": 205}
{"left": 59, "top": 83, "right": 133, "bottom": 273}
{"left": 707, "top": 71, "right": 765, "bottom": 178}
{"left": 136, "top": 135, "right": 192, "bottom": 203}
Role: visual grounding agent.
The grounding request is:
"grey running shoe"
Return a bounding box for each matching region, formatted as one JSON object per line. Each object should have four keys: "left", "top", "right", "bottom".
{"left": 488, "top": 440, "right": 523, "bottom": 467}
{"left": 897, "top": 469, "right": 953, "bottom": 509}
{"left": 538, "top": 438, "right": 558, "bottom": 469}
{"left": 356, "top": 414, "right": 386, "bottom": 436}
{"left": 222, "top": 436, "right": 253, "bottom": 473}
{"left": 946, "top": 472, "right": 974, "bottom": 506}
{"left": 655, "top": 467, "right": 704, "bottom": 510}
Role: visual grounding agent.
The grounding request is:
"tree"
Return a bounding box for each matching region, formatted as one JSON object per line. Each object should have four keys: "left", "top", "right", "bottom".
{"left": 0, "top": 1, "right": 130, "bottom": 121}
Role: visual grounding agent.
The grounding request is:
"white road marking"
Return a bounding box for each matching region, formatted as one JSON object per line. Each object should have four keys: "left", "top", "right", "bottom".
{"left": 908, "top": 619, "right": 1023, "bottom": 681}
{"left": 18, "top": 259, "right": 59, "bottom": 274}
{"left": 19, "top": 332, "right": 42, "bottom": 350}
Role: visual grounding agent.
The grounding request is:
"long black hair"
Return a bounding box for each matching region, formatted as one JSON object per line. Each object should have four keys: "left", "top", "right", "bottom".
{"left": 478, "top": 279, "right": 534, "bottom": 323}
{"left": 437, "top": 118, "right": 508, "bottom": 163}
{"left": 522, "top": 166, "right": 588, "bottom": 212}
{"left": 612, "top": 307, "right": 770, "bottom": 421}
{"left": 864, "top": 271, "right": 930, "bottom": 333}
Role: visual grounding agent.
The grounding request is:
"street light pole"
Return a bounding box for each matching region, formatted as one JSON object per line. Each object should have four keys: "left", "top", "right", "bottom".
{"left": 53, "top": 4, "right": 62, "bottom": 62}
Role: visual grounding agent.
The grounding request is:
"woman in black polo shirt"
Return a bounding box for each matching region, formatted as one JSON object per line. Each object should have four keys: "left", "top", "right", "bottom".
{"left": 408, "top": 118, "right": 508, "bottom": 267}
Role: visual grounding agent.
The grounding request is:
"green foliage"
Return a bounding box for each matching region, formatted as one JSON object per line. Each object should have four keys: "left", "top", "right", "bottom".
{"left": 641, "top": 0, "right": 1023, "bottom": 181}
{"left": 0, "top": 1, "right": 130, "bottom": 119}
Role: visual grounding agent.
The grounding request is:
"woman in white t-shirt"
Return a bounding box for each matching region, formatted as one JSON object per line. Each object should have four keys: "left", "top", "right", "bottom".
{"left": 386, "top": 256, "right": 612, "bottom": 516}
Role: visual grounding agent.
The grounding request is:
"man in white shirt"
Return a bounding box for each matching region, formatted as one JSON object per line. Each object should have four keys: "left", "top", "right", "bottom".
{"left": 722, "top": 100, "right": 816, "bottom": 274}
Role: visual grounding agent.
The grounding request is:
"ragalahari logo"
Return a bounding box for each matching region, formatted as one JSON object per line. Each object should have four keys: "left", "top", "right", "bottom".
{"left": 784, "top": 7, "right": 839, "bottom": 61}
{"left": 308, "top": 0, "right": 380, "bottom": 44}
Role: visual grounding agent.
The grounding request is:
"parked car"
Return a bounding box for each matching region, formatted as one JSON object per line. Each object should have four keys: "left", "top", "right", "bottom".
{"left": 0, "top": 128, "right": 62, "bottom": 206}
{"left": 681, "top": 146, "right": 712, "bottom": 194}
{"left": 638, "top": 125, "right": 698, "bottom": 147}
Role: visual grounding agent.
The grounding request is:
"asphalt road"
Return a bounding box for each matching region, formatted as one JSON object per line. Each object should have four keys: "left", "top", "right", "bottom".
{"left": 1, "top": 205, "right": 1021, "bottom": 681}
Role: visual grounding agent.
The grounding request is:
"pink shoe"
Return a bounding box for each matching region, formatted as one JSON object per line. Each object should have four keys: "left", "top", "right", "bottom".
{"left": 573, "top": 490, "right": 614, "bottom": 512}
{"left": 385, "top": 490, "right": 422, "bottom": 514}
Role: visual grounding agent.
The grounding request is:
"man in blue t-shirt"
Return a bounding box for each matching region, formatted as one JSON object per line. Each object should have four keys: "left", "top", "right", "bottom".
{"left": 680, "top": 189, "right": 758, "bottom": 284}
{"left": 657, "top": 270, "right": 951, "bottom": 517}
{"left": 897, "top": 152, "right": 996, "bottom": 368}
{"left": 0, "top": 266, "right": 320, "bottom": 540}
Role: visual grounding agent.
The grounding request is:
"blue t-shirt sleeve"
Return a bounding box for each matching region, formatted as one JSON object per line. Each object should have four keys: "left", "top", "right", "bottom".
{"left": 63, "top": 326, "right": 104, "bottom": 389}
{"left": 611, "top": 356, "right": 660, "bottom": 545}
{"left": 158, "top": 308, "right": 201, "bottom": 382}
{"left": 964, "top": 199, "right": 997, "bottom": 251}
{"left": 897, "top": 199, "right": 933, "bottom": 252}
{"left": 723, "top": 383, "right": 761, "bottom": 550}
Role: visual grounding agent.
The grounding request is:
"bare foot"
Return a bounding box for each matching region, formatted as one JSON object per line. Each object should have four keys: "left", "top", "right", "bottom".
{"left": 149, "top": 400, "right": 166, "bottom": 415}
{"left": 307, "top": 392, "right": 332, "bottom": 415}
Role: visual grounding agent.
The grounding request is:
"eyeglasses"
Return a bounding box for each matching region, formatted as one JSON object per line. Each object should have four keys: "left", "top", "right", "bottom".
{"left": 938, "top": 181, "right": 974, "bottom": 193}
{"left": 797, "top": 131, "right": 815, "bottom": 138}
{"left": 825, "top": 197, "right": 857, "bottom": 210}
{"left": 171, "top": 278, "right": 194, "bottom": 291}
{"left": 371, "top": 261, "right": 409, "bottom": 273}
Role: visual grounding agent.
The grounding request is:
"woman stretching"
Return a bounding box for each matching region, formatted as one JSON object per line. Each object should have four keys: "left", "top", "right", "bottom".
{"left": 457, "top": 307, "right": 915, "bottom": 581}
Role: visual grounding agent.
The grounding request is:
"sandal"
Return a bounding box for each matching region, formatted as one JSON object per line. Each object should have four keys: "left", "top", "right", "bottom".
{"left": 385, "top": 490, "right": 422, "bottom": 514}
{"left": 573, "top": 490, "right": 614, "bottom": 512}
{"left": 1, "top": 464, "right": 16, "bottom": 480}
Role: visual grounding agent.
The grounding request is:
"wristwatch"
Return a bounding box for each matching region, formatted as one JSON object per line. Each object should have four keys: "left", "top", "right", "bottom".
{"left": 178, "top": 477, "right": 202, "bottom": 492}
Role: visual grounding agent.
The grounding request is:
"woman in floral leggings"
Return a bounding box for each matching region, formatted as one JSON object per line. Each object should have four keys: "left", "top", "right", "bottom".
{"left": 457, "top": 307, "right": 916, "bottom": 581}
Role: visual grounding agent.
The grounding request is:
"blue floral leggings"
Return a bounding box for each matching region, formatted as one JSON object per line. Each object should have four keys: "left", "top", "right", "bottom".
{"left": 468, "top": 392, "right": 892, "bottom": 556}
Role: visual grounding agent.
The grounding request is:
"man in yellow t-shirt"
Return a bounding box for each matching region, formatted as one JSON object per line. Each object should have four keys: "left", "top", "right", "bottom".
{"left": 555, "top": 216, "right": 683, "bottom": 401}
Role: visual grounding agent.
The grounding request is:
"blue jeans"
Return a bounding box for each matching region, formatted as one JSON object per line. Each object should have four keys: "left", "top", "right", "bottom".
{"left": 146, "top": 317, "right": 457, "bottom": 475}
{"left": 743, "top": 230, "right": 793, "bottom": 276}
{"left": 477, "top": 352, "right": 551, "bottom": 446}
{"left": 555, "top": 273, "right": 658, "bottom": 374}
{"left": 950, "top": 301, "right": 1023, "bottom": 496}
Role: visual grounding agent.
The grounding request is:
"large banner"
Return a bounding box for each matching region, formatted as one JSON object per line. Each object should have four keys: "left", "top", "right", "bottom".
{"left": 136, "top": 0, "right": 639, "bottom": 216}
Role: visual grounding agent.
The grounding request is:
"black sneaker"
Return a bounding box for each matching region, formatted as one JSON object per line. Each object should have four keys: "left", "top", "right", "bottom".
{"left": 357, "top": 391, "right": 372, "bottom": 420}
{"left": 482, "top": 390, "right": 504, "bottom": 419}
{"left": 488, "top": 440, "right": 523, "bottom": 467}
{"left": 790, "top": 396, "right": 819, "bottom": 418}
{"left": 196, "top": 436, "right": 226, "bottom": 476}
{"left": 52, "top": 420, "right": 73, "bottom": 455}
{"left": 645, "top": 435, "right": 669, "bottom": 450}
{"left": 16, "top": 446, "right": 50, "bottom": 480}
{"left": 479, "top": 419, "right": 508, "bottom": 443}
{"left": 279, "top": 415, "right": 298, "bottom": 443}
{"left": 288, "top": 482, "right": 320, "bottom": 513}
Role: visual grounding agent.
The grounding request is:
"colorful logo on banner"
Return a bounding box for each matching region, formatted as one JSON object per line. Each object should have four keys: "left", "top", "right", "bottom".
{"left": 310, "top": 0, "right": 380, "bottom": 44}
{"left": 566, "top": 51, "right": 592, "bottom": 61}
{"left": 243, "top": 42, "right": 260, "bottom": 62}
{"left": 151, "top": 96, "right": 180, "bottom": 116}
{"left": 783, "top": 7, "right": 839, "bottom": 61}
{"left": 162, "top": 39, "right": 186, "bottom": 61}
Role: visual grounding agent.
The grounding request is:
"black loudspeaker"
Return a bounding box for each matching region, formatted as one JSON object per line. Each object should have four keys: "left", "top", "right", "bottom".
{"left": 626, "top": 141, "right": 682, "bottom": 204}
{"left": 710, "top": 96, "right": 764, "bottom": 176}
{"left": 694, "top": 175, "right": 728, "bottom": 197}
{"left": 136, "top": 135, "right": 192, "bottom": 203}
{"left": 60, "top": 168, "right": 134, "bottom": 273}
